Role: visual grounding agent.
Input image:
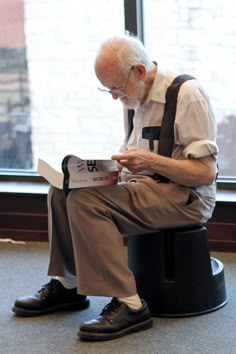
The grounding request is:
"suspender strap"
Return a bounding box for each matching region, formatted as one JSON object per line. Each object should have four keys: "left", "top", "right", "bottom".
{"left": 127, "top": 109, "right": 135, "bottom": 140}
{"left": 158, "top": 74, "right": 195, "bottom": 157}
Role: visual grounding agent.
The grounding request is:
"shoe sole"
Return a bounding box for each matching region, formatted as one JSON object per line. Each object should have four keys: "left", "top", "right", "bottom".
{"left": 12, "top": 299, "right": 90, "bottom": 317}
{"left": 78, "top": 318, "right": 153, "bottom": 341}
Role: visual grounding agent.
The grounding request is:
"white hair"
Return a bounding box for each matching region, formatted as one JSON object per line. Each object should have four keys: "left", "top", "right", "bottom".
{"left": 98, "top": 34, "right": 153, "bottom": 74}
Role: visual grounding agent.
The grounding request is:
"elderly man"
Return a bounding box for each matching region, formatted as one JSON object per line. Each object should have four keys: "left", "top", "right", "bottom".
{"left": 12, "top": 35, "right": 218, "bottom": 341}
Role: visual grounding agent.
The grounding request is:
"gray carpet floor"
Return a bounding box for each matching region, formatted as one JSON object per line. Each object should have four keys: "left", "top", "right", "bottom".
{"left": 0, "top": 241, "right": 236, "bottom": 354}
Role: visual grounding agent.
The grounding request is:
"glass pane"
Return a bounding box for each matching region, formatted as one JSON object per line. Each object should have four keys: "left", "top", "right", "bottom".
{"left": 0, "top": 0, "right": 125, "bottom": 171}
{"left": 0, "top": 0, "right": 31, "bottom": 169}
{"left": 143, "top": 0, "right": 236, "bottom": 178}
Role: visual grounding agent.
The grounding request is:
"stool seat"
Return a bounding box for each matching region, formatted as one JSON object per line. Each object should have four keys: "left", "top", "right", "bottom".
{"left": 128, "top": 225, "right": 227, "bottom": 317}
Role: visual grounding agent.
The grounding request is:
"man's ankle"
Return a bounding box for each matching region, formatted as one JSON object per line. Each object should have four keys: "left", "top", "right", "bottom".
{"left": 118, "top": 294, "right": 143, "bottom": 310}
{"left": 53, "top": 276, "right": 77, "bottom": 289}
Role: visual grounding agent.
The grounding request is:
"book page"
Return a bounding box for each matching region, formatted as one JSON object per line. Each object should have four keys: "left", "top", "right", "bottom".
{"left": 63, "top": 155, "right": 118, "bottom": 173}
{"left": 75, "top": 152, "right": 114, "bottom": 161}
{"left": 37, "top": 158, "right": 64, "bottom": 189}
{"left": 65, "top": 155, "right": 119, "bottom": 189}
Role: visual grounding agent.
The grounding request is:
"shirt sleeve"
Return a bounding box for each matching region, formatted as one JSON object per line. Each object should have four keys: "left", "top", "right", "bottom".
{"left": 174, "top": 81, "right": 219, "bottom": 160}
{"left": 183, "top": 140, "right": 218, "bottom": 159}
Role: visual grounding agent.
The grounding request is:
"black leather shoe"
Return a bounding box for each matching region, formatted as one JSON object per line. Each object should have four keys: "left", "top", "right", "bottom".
{"left": 12, "top": 279, "right": 90, "bottom": 317}
{"left": 78, "top": 297, "right": 153, "bottom": 341}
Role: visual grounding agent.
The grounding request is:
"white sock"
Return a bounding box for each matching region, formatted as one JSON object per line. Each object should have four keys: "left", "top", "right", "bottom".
{"left": 54, "top": 276, "right": 77, "bottom": 289}
{"left": 118, "top": 294, "right": 143, "bottom": 310}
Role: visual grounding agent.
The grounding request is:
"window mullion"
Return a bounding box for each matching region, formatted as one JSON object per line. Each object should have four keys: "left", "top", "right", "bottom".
{"left": 124, "top": 0, "right": 144, "bottom": 42}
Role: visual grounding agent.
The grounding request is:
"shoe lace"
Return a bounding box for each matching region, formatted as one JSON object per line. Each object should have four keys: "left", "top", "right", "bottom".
{"left": 38, "top": 279, "right": 57, "bottom": 297}
{"left": 100, "top": 298, "right": 121, "bottom": 317}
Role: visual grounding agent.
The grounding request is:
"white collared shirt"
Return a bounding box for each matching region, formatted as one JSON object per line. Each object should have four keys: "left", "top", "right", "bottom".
{"left": 121, "top": 66, "right": 218, "bottom": 161}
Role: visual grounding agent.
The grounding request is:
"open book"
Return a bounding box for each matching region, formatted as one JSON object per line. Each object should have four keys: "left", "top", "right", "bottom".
{"left": 37, "top": 153, "right": 119, "bottom": 190}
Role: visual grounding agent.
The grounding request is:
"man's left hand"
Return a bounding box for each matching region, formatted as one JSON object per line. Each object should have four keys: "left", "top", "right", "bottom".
{"left": 111, "top": 149, "right": 153, "bottom": 173}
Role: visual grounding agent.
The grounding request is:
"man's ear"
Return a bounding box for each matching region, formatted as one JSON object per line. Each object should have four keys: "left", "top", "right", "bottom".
{"left": 134, "top": 64, "right": 147, "bottom": 81}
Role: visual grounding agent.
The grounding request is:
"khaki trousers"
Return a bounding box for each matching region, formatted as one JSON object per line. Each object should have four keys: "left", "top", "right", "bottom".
{"left": 47, "top": 177, "right": 215, "bottom": 297}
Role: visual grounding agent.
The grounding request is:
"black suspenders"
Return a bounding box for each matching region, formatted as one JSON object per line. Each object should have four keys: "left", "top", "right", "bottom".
{"left": 158, "top": 74, "right": 195, "bottom": 158}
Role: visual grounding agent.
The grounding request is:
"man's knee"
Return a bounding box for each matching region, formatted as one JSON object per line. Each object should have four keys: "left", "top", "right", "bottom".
{"left": 66, "top": 188, "right": 101, "bottom": 214}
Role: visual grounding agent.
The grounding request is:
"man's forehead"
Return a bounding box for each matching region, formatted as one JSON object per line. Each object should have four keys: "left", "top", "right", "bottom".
{"left": 98, "top": 70, "right": 123, "bottom": 89}
{"left": 96, "top": 51, "right": 117, "bottom": 71}
{"left": 95, "top": 57, "right": 124, "bottom": 87}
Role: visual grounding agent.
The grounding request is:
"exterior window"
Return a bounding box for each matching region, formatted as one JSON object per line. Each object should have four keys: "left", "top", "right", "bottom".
{"left": 144, "top": 0, "right": 236, "bottom": 178}
{"left": 0, "top": 0, "right": 31, "bottom": 169}
{"left": 0, "top": 0, "right": 125, "bottom": 171}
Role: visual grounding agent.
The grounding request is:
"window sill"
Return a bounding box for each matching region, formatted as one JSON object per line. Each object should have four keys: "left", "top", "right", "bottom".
{"left": 0, "top": 180, "right": 235, "bottom": 203}
{"left": 215, "top": 189, "right": 236, "bottom": 204}
{"left": 0, "top": 180, "right": 49, "bottom": 195}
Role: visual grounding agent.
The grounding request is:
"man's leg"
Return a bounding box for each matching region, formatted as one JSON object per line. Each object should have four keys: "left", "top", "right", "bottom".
{"left": 66, "top": 182, "right": 161, "bottom": 340}
{"left": 66, "top": 178, "right": 201, "bottom": 297}
{"left": 66, "top": 179, "right": 205, "bottom": 341}
{"left": 12, "top": 186, "right": 89, "bottom": 316}
{"left": 66, "top": 184, "right": 138, "bottom": 297}
{"left": 47, "top": 185, "right": 76, "bottom": 277}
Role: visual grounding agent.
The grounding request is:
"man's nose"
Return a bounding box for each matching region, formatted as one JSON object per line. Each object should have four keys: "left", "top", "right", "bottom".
{"left": 111, "top": 92, "right": 119, "bottom": 100}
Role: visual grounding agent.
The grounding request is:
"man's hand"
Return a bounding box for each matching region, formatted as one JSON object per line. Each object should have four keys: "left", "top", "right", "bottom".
{"left": 112, "top": 149, "right": 217, "bottom": 186}
{"left": 111, "top": 148, "right": 154, "bottom": 173}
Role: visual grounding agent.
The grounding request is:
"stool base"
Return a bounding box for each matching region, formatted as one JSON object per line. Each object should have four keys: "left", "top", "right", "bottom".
{"left": 128, "top": 226, "right": 228, "bottom": 317}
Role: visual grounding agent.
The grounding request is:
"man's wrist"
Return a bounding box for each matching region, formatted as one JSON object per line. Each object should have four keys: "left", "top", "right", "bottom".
{"left": 148, "top": 152, "right": 158, "bottom": 172}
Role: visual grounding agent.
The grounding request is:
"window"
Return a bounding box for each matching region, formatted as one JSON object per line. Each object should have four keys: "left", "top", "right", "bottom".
{"left": 0, "top": 0, "right": 30, "bottom": 170}
{"left": 143, "top": 0, "right": 236, "bottom": 178}
{"left": 0, "top": 0, "right": 125, "bottom": 172}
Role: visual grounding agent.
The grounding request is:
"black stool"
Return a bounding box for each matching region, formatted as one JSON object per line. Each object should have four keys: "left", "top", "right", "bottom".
{"left": 128, "top": 225, "right": 227, "bottom": 317}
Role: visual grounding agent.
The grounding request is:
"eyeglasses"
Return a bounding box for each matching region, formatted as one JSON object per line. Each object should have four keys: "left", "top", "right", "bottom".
{"left": 98, "top": 66, "right": 135, "bottom": 95}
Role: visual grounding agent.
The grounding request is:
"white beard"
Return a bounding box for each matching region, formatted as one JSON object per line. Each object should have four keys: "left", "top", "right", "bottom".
{"left": 121, "top": 97, "right": 141, "bottom": 109}
{"left": 120, "top": 80, "right": 146, "bottom": 109}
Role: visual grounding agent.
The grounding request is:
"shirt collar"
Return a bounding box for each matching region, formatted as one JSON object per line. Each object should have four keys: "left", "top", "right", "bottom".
{"left": 146, "top": 65, "right": 172, "bottom": 105}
